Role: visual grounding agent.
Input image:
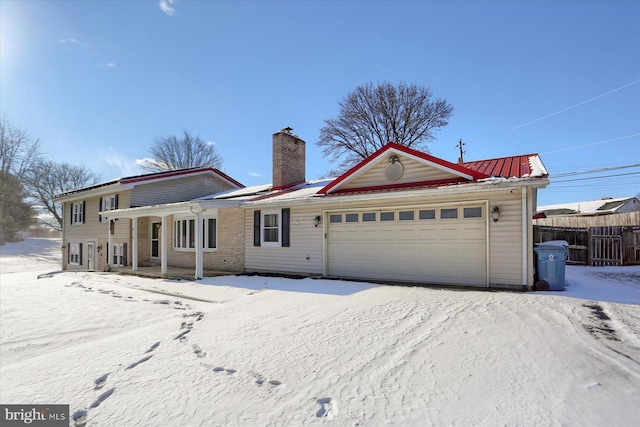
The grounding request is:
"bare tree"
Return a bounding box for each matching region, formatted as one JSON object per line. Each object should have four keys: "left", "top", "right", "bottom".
{"left": 25, "top": 160, "right": 100, "bottom": 231}
{"left": 139, "top": 130, "right": 223, "bottom": 172}
{"left": 317, "top": 81, "right": 454, "bottom": 174}
{"left": 0, "top": 115, "right": 42, "bottom": 182}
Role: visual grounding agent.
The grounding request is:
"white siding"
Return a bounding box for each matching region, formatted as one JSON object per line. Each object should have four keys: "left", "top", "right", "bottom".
{"left": 342, "top": 156, "right": 457, "bottom": 190}
{"left": 245, "top": 188, "right": 532, "bottom": 287}
{"left": 245, "top": 204, "right": 325, "bottom": 275}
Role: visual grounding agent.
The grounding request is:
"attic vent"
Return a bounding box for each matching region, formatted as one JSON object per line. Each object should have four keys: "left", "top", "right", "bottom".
{"left": 386, "top": 156, "right": 404, "bottom": 181}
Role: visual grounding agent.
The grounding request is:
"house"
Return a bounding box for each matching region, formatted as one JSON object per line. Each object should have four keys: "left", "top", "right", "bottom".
{"left": 242, "top": 129, "right": 549, "bottom": 289}
{"left": 537, "top": 197, "right": 640, "bottom": 217}
{"left": 53, "top": 167, "right": 245, "bottom": 275}
{"left": 56, "top": 128, "right": 550, "bottom": 289}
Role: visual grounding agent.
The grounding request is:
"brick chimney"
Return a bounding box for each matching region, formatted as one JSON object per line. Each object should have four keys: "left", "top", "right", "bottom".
{"left": 273, "top": 127, "right": 306, "bottom": 189}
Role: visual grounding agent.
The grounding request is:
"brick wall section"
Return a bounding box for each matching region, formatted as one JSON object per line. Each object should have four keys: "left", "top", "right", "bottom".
{"left": 273, "top": 129, "right": 306, "bottom": 189}
{"left": 165, "top": 207, "right": 245, "bottom": 272}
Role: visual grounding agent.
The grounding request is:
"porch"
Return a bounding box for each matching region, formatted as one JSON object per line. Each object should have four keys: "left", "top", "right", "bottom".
{"left": 110, "top": 265, "right": 238, "bottom": 281}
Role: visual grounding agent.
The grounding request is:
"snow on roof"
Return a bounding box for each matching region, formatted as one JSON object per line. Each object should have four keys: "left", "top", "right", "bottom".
{"left": 249, "top": 179, "right": 335, "bottom": 203}
{"left": 461, "top": 153, "right": 548, "bottom": 179}
{"left": 192, "top": 184, "right": 273, "bottom": 201}
{"left": 537, "top": 197, "right": 636, "bottom": 215}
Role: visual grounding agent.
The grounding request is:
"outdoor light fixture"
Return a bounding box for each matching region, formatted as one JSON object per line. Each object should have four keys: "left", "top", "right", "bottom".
{"left": 492, "top": 206, "right": 500, "bottom": 222}
{"left": 314, "top": 215, "right": 321, "bottom": 227}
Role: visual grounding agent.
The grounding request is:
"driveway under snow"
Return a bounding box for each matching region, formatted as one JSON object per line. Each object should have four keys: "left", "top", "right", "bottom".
{"left": 1, "top": 239, "right": 639, "bottom": 426}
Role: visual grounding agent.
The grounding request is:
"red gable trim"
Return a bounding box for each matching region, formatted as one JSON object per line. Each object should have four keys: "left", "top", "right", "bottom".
{"left": 121, "top": 167, "right": 244, "bottom": 188}
{"left": 319, "top": 142, "right": 489, "bottom": 195}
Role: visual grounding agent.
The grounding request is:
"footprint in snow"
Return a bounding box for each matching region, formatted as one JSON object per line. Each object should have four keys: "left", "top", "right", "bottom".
{"left": 89, "top": 387, "right": 115, "bottom": 408}
{"left": 72, "top": 410, "right": 88, "bottom": 427}
{"left": 125, "top": 355, "right": 153, "bottom": 370}
{"left": 316, "top": 398, "right": 338, "bottom": 419}
{"left": 94, "top": 373, "right": 109, "bottom": 390}
{"left": 192, "top": 344, "right": 206, "bottom": 358}
{"left": 145, "top": 341, "right": 160, "bottom": 353}
{"left": 174, "top": 330, "right": 191, "bottom": 342}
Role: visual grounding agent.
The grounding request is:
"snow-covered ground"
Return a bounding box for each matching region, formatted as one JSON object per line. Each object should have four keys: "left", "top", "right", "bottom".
{"left": 1, "top": 239, "right": 639, "bottom": 426}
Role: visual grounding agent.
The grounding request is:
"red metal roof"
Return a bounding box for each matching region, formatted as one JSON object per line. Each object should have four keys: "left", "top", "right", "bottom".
{"left": 461, "top": 154, "right": 538, "bottom": 178}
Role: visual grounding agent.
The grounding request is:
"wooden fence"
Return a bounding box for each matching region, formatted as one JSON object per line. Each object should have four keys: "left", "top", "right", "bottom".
{"left": 534, "top": 224, "right": 640, "bottom": 266}
{"left": 533, "top": 211, "right": 640, "bottom": 227}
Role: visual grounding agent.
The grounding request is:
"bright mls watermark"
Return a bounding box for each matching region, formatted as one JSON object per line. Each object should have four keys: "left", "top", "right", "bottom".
{"left": 1, "top": 405, "right": 68, "bottom": 426}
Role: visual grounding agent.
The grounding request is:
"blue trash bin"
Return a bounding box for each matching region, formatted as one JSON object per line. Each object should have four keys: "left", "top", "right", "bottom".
{"left": 534, "top": 241, "right": 568, "bottom": 291}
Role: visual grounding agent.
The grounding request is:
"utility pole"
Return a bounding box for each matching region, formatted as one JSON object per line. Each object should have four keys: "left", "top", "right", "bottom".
{"left": 456, "top": 139, "right": 466, "bottom": 163}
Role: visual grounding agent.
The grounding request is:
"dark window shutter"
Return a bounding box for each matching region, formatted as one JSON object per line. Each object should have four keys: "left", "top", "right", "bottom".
{"left": 79, "top": 243, "right": 83, "bottom": 265}
{"left": 70, "top": 204, "right": 73, "bottom": 225}
{"left": 106, "top": 242, "right": 109, "bottom": 263}
{"left": 253, "top": 210, "right": 261, "bottom": 246}
{"left": 122, "top": 243, "right": 128, "bottom": 266}
{"left": 82, "top": 201, "right": 86, "bottom": 223}
{"left": 282, "top": 208, "right": 290, "bottom": 247}
{"left": 115, "top": 194, "right": 119, "bottom": 209}
{"left": 67, "top": 243, "right": 71, "bottom": 263}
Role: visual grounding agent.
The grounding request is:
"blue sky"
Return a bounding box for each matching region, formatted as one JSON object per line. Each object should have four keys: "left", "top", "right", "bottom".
{"left": 1, "top": 0, "right": 638, "bottom": 206}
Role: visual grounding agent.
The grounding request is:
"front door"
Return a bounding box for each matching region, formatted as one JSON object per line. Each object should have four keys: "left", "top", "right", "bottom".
{"left": 151, "top": 222, "right": 161, "bottom": 259}
{"left": 87, "top": 241, "right": 96, "bottom": 271}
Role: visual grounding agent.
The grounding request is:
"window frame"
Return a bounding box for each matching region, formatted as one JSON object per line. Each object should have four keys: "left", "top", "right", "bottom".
{"left": 71, "top": 202, "right": 85, "bottom": 225}
{"left": 261, "top": 210, "right": 281, "bottom": 247}
{"left": 172, "top": 216, "right": 218, "bottom": 251}
{"left": 68, "top": 242, "right": 81, "bottom": 264}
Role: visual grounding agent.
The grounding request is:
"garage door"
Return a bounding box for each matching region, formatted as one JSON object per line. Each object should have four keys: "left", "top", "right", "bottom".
{"left": 326, "top": 205, "right": 487, "bottom": 285}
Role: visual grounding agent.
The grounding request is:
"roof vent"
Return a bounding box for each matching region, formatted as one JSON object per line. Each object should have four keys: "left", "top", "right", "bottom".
{"left": 386, "top": 156, "right": 404, "bottom": 180}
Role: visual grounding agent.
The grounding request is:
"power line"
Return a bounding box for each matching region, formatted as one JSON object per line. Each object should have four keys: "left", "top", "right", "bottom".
{"left": 540, "top": 133, "right": 640, "bottom": 155}
{"left": 511, "top": 79, "right": 640, "bottom": 130}
{"left": 550, "top": 163, "right": 640, "bottom": 178}
{"left": 551, "top": 171, "right": 640, "bottom": 183}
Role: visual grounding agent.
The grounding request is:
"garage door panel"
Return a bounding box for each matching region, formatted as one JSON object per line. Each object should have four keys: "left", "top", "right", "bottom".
{"left": 327, "top": 206, "right": 487, "bottom": 285}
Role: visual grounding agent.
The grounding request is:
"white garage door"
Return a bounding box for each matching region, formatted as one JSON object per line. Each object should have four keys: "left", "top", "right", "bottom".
{"left": 326, "top": 205, "right": 487, "bottom": 285}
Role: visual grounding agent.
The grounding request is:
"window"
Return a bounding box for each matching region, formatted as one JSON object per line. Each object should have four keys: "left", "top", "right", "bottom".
{"left": 173, "top": 217, "right": 217, "bottom": 250}
{"left": 362, "top": 212, "right": 376, "bottom": 222}
{"left": 399, "top": 211, "right": 415, "bottom": 221}
{"left": 380, "top": 212, "right": 395, "bottom": 221}
{"left": 71, "top": 202, "right": 85, "bottom": 224}
{"left": 329, "top": 214, "right": 342, "bottom": 223}
{"left": 112, "top": 243, "right": 127, "bottom": 266}
{"left": 345, "top": 213, "right": 359, "bottom": 223}
{"left": 253, "top": 209, "right": 290, "bottom": 247}
{"left": 463, "top": 207, "right": 482, "bottom": 218}
{"left": 206, "top": 218, "right": 217, "bottom": 249}
{"left": 68, "top": 243, "right": 82, "bottom": 265}
{"left": 263, "top": 212, "right": 280, "bottom": 244}
{"left": 419, "top": 209, "right": 435, "bottom": 220}
{"left": 441, "top": 208, "right": 458, "bottom": 219}
{"left": 100, "top": 194, "right": 119, "bottom": 222}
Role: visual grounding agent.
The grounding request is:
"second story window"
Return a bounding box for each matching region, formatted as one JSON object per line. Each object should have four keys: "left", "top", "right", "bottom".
{"left": 71, "top": 201, "right": 85, "bottom": 224}
{"left": 100, "top": 194, "right": 119, "bottom": 222}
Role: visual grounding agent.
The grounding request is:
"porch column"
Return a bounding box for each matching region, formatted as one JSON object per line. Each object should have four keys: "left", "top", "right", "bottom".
{"left": 107, "top": 220, "right": 113, "bottom": 268}
{"left": 161, "top": 215, "right": 168, "bottom": 275}
{"left": 195, "top": 211, "right": 203, "bottom": 280}
{"left": 132, "top": 217, "right": 138, "bottom": 271}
